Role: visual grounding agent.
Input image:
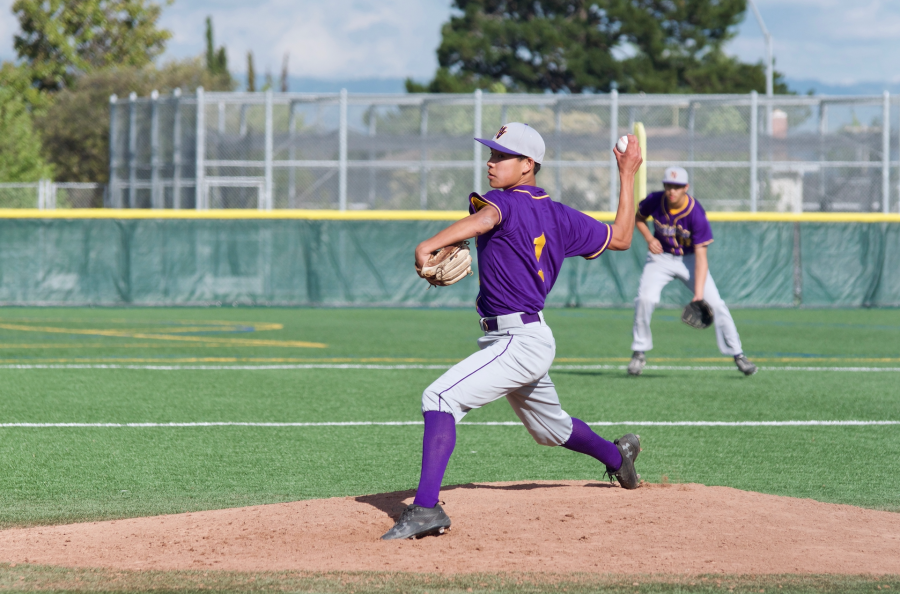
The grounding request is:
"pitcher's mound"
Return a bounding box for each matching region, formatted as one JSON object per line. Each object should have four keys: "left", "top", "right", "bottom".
{"left": 1, "top": 481, "right": 898, "bottom": 575}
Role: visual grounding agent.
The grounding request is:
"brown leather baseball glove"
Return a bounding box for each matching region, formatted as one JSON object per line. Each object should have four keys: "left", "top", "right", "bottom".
{"left": 417, "top": 241, "right": 473, "bottom": 287}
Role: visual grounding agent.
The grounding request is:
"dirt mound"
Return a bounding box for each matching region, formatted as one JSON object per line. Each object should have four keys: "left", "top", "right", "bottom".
{"left": 1, "top": 481, "right": 898, "bottom": 575}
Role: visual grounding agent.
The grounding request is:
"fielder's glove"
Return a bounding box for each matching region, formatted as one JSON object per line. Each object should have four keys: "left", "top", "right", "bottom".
{"left": 681, "top": 300, "right": 714, "bottom": 329}
{"left": 417, "top": 241, "right": 473, "bottom": 287}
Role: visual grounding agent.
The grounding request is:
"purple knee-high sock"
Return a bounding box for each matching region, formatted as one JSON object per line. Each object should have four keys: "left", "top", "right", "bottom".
{"left": 562, "top": 417, "right": 622, "bottom": 470}
{"left": 412, "top": 410, "right": 456, "bottom": 508}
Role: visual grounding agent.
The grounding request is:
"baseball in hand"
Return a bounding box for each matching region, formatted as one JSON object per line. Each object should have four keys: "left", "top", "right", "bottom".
{"left": 616, "top": 135, "right": 628, "bottom": 153}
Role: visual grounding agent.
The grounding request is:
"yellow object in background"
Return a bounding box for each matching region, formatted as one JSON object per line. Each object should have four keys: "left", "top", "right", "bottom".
{"left": 633, "top": 121, "right": 647, "bottom": 204}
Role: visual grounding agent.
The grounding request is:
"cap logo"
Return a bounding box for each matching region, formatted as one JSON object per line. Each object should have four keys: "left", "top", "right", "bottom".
{"left": 495, "top": 126, "right": 508, "bottom": 139}
{"left": 670, "top": 171, "right": 677, "bottom": 179}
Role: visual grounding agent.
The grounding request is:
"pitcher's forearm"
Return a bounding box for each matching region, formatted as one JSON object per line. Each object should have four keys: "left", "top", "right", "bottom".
{"left": 616, "top": 178, "right": 635, "bottom": 241}
{"left": 609, "top": 178, "right": 635, "bottom": 249}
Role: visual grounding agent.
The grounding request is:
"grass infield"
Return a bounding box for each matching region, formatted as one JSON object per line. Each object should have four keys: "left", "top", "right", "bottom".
{"left": 0, "top": 565, "right": 898, "bottom": 594}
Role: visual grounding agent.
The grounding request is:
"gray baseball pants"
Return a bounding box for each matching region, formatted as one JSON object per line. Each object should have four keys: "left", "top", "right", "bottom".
{"left": 631, "top": 252, "right": 743, "bottom": 356}
{"left": 421, "top": 312, "right": 573, "bottom": 447}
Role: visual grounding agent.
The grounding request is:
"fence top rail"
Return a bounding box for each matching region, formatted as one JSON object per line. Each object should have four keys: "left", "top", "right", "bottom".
{"left": 0, "top": 209, "right": 898, "bottom": 223}
{"left": 116, "top": 90, "right": 900, "bottom": 109}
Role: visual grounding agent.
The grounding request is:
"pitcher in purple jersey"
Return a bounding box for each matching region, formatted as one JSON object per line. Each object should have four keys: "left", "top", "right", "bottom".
{"left": 626, "top": 166, "right": 757, "bottom": 377}
{"left": 381, "top": 123, "right": 644, "bottom": 541}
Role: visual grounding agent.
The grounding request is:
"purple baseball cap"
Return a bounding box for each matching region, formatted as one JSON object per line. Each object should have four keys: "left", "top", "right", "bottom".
{"left": 476, "top": 122, "right": 546, "bottom": 164}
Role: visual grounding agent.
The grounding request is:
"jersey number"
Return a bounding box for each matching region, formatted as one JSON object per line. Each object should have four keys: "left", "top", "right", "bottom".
{"left": 534, "top": 233, "right": 546, "bottom": 282}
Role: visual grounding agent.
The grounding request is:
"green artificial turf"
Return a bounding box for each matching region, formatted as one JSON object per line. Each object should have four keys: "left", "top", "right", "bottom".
{"left": 0, "top": 307, "right": 898, "bottom": 528}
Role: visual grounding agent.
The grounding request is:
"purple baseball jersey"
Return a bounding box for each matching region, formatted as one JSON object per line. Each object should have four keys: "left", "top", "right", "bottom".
{"left": 469, "top": 185, "right": 612, "bottom": 317}
{"left": 638, "top": 192, "right": 713, "bottom": 256}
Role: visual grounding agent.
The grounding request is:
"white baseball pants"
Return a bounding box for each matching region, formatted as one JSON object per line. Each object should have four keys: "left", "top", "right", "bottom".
{"left": 631, "top": 252, "right": 743, "bottom": 356}
{"left": 421, "top": 312, "right": 573, "bottom": 447}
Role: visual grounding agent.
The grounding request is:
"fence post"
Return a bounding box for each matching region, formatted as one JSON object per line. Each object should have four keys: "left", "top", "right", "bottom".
{"left": 128, "top": 92, "right": 138, "bottom": 208}
{"left": 750, "top": 90, "right": 759, "bottom": 212}
{"left": 367, "top": 106, "right": 377, "bottom": 205}
{"left": 818, "top": 100, "right": 827, "bottom": 210}
{"left": 555, "top": 99, "right": 563, "bottom": 200}
{"left": 882, "top": 90, "right": 890, "bottom": 214}
{"left": 473, "top": 89, "right": 483, "bottom": 195}
{"left": 172, "top": 88, "right": 182, "bottom": 209}
{"left": 264, "top": 88, "right": 274, "bottom": 210}
{"left": 109, "top": 94, "right": 120, "bottom": 208}
{"left": 49, "top": 182, "right": 57, "bottom": 209}
{"left": 150, "top": 90, "right": 161, "bottom": 209}
{"left": 688, "top": 102, "right": 696, "bottom": 185}
{"left": 609, "top": 89, "right": 618, "bottom": 210}
{"left": 195, "top": 87, "right": 205, "bottom": 209}
{"left": 339, "top": 88, "right": 348, "bottom": 211}
{"left": 419, "top": 100, "right": 429, "bottom": 209}
{"left": 288, "top": 101, "right": 297, "bottom": 207}
{"left": 37, "top": 179, "right": 45, "bottom": 209}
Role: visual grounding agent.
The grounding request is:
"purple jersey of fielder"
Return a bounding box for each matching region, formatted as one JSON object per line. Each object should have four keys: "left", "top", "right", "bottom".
{"left": 469, "top": 185, "right": 612, "bottom": 317}
{"left": 638, "top": 191, "right": 713, "bottom": 256}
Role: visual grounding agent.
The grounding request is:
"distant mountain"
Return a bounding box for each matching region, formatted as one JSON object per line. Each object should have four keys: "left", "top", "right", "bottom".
{"left": 786, "top": 78, "right": 900, "bottom": 96}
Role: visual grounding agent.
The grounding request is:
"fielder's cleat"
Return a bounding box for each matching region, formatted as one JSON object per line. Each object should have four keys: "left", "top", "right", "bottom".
{"left": 380, "top": 503, "right": 451, "bottom": 540}
{"left": 627, "top": 351, "right": 646, "bottom": 376}
{"left": 606, "top": 433, "right": 642, "bottom": 490}
{"left": 734, "top": 353, "right": 757, "bottom": 376}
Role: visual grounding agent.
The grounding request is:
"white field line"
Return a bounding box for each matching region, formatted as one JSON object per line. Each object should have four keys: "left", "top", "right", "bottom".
{"left": 0, "top": 420, "right": 897, "bottom": 428}
{"left": 1, "top": 363, "right": 900, "bottom": 372}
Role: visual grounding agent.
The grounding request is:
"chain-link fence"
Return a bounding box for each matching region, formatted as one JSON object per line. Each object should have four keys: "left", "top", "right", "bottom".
{"left": 0, "top": 182, "right": 105, "bottom": 209}
{"left": 6, "top": 90, "right": 895, "bottom": 212}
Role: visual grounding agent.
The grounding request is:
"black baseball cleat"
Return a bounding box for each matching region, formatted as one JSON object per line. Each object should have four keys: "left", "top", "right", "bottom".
{"left": 381, "top": 503, "right": 452, "bottom": 540}
{"left": 627, "top": 351, "right": 646, "bottom": 376}
{"left": 734, "top": 353, "right": 757, "bottom": 376}
{"left": 605, "top": 433, "right": 642, "bottom": 490}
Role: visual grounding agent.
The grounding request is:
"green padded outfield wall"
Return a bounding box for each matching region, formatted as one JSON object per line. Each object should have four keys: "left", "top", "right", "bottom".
{"left": 0, "top": 217, "right": 896, "bottom": 307}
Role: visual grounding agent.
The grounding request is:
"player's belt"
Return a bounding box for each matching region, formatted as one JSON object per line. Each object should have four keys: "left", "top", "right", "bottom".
{"left": 480, "top": 312, "right": 542, "bottom": 332}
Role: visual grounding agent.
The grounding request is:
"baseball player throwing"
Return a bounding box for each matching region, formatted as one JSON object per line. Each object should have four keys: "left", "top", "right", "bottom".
{"left": 381, "top": 123, "right": 644, "bottom": 541}
{"left": 627, "top": 167, "right": 757, "bottom": 376}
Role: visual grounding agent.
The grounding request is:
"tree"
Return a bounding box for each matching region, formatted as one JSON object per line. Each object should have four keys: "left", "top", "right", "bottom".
{"left": 12, "top": 0, "right": 172, "bottom": 92}
{"left": 408, "top": 1, "right": 625, "bottom": 93}
{"left": 205, "top": 16, "right": 230, "bottom": 81}
{"left": 280, "top": 52, "right": 289, "bottom": 93}
{"left": 0, "top": 61, "right": 49, "bottom": 111}
{"left": 615, "top": 0, "right": 790, "bottom": 93}
{"left": 35, "top": 59, "right": 235, "bottom": 184}
{"left": 0, "top": 85, "right": 52, "bottom": 182}
{"left": 409, "top": 0, "right": 790, "bottom": 94}
{"left": 246, "top": 51, "right": 256, "bottom": 92}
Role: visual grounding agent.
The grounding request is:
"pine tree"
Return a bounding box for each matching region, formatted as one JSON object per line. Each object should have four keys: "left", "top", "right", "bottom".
{"left": 205, "top": 16, "right": 229, "bottom": 77}
{"left": 409, "top": 0, "right": 790, "bottom": 94}
{"left": 247, "top": 51, "right": 256, "bottom": 92}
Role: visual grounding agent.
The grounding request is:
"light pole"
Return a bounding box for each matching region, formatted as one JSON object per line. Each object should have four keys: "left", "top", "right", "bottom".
{"left": 747, "top": 0, "right": 774, "bottom": 135}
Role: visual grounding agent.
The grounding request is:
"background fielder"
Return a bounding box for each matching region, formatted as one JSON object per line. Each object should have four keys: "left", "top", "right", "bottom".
{"left": 381, "top": 123, "right": 644, "bottom": 541}
{"left": 628, "top": 167, "right": 757, "bottom": 377}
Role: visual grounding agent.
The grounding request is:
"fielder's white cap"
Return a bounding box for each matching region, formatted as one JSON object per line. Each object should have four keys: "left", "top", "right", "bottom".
{"left": 663, "top": 166, "right": 689, "bottom": 186}
{"left": 476, "top": 122, "right": 545, "bottom": 164}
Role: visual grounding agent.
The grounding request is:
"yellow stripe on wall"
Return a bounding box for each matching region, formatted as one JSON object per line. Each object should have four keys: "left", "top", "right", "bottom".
{"left": 0, "top": 209, "right": 898, "bottom": 223}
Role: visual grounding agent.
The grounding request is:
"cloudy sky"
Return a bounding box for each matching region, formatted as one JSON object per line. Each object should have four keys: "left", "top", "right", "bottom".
{"left": 1, "top": 0, "right": 899, "bottom": 86}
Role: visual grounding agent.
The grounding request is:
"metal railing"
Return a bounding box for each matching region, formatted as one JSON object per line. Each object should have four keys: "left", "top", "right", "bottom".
{"left": 0, "top": 181, "right": 105, "bottom": 209}
{"left": 9, "top": 89, "right": 900, "bottom": 212}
